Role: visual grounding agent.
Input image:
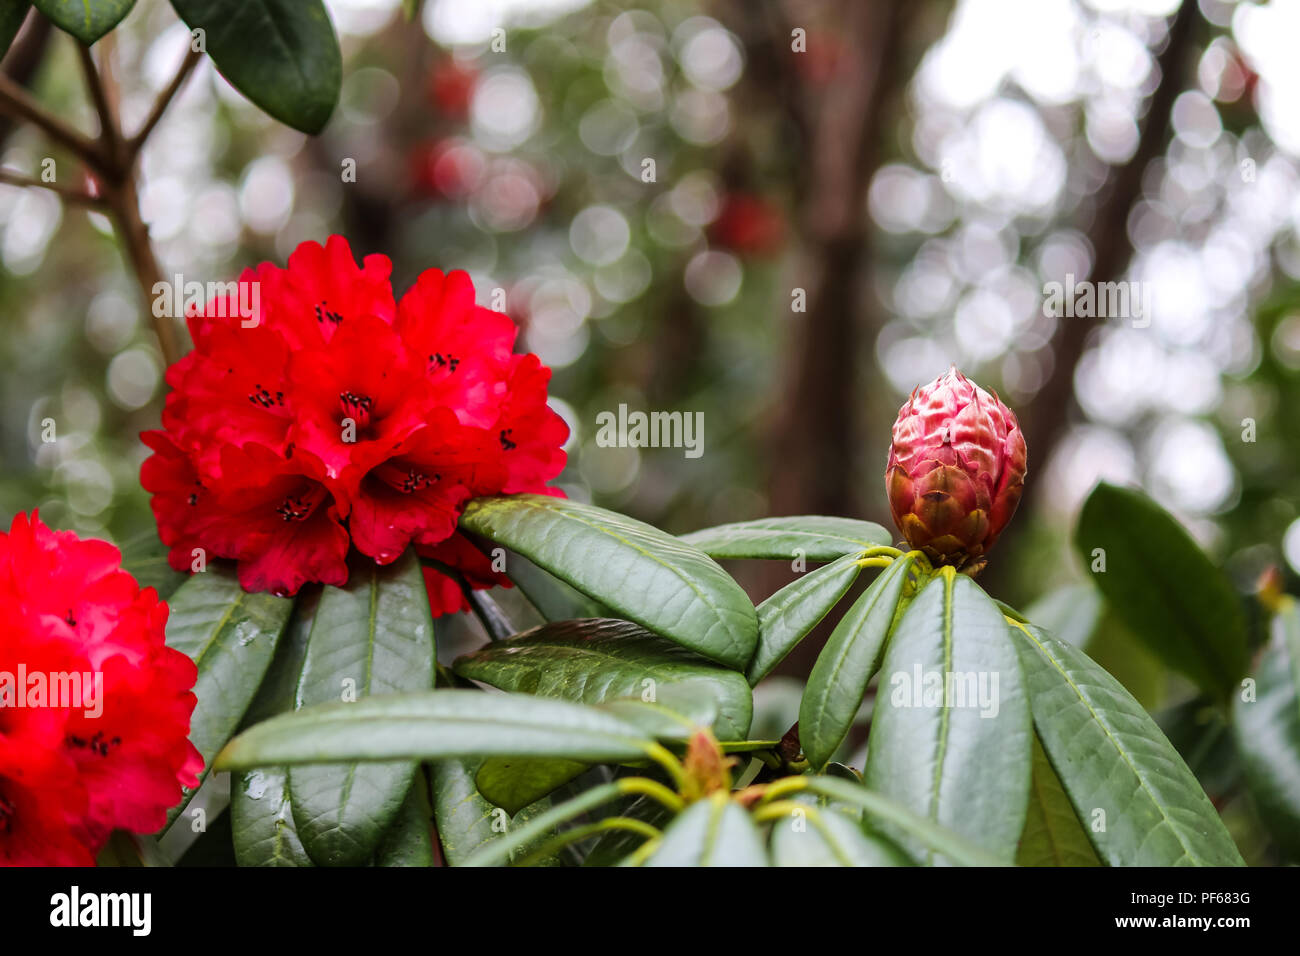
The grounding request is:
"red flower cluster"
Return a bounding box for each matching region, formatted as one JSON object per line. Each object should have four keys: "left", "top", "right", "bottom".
{"left": 0, "top": 513, "right": 200, "bottom": 865}
{"left": 141, "top": 236, "right": 568, "bottom": 610}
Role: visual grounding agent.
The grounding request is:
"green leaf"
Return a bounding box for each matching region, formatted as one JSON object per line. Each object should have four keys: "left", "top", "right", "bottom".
{"left": 643, "top": 793, "right": 768, "bottom": 866}
{"left": 0, "top": 5, "right": 30, "bottom": 63}
{"left": 216, "top": 690, "right": 656, "bottom": 770}
{"left": 679, "top": 516, "right": 892, "bottom": 561}
{"left": 597, "top": 685, "right": 733, "bottom": 741}
{"left": 597, "top": 685, "right": 725, "bottom": 740}
{"left": 1234, "top": 600, "right": 1300, "bottom": 860}
{"left": 32, "top": 0, "right": 134, "bottom": 44}
{"left": 1074, "top": 483, "right": 1248, "bottom": 699}
{"left": 231, "top": 767, "right": 312, "bottom": 867}
{"left": 501, "top": 549, "right": 606, "bottom": 621}
{"left": 461, "top": 781, "right": 635, "bottom": 867}
{"left": 747, "top": 553, "right": 863, "bottom": 685}
{"left": 288, "top": 551, "right": 435, "bottom": 866}
{"left": 431, "top": 759, "right": 564, "bottom": 867}
{"left": 1016, "top": 735, "right": 1100, "bottom": 866}
{"left": 581, "top": 793, "right": 673, "bottom": 866}
{"left": 768, "top": 797, "right": 912, "bottom": 867}
{"left": 454, "top": 618, "right": 752, "bottom": 740}
{"left": 863, "top": 570, "right": 1032, "bottom": 864}
{"left": 460, "top": 495, "right": 757, "bottom": 668}
{"left": 801, "top": 556, "right": 913, "bottom": 769}
{"left": 474, "top": 757, "right": 587, "bottom": 815}
{"left": 1086, "top": 614, "right": 1166, "bottom": 711}
{"left": 1010, "top": 620, "right": 1244, "bottom": 866}
{"left": 164, "top": 566, "right": 293, "bottom": 825}
{"left": 230, "top": 589, "right": 318, "bottom": 867}
{"left": 373, "top": 779, "right": 434, "bottom": 867}
{"left": 798, "top": 776, "right": 1009, "bottom": 867}
{"left": 1022, "top": 583, "right": 1102, "bottom": 649}
{"left": 169, "top": 0, "right": 340, "bottom": 134}
{"left": 1156, "top": 697, "right": 1240, "bottom": 797}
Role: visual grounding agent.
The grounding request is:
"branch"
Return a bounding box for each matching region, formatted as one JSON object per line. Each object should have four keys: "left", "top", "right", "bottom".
{"left": 128, "top": 47, "right": 202, "bottom": 158}
{"left": 0, "top": 166, "right": 105, "bottom": 206}
{"left": 108, "top": 175, "right": 181, "bottom": 367}
{"left": 0, "top": 69, "right": 104, "bottom": 167}
{"left": 0, "top": 12, "right": 53, "bottom": 142}
{"left": 0, "top": 30, "right": 185, "bottom": 369}
{"left": 74, "top": 39, "right": 182, "bottom": 368}
{"left": 77, "top": 42, "right": 123, "bottom": 172}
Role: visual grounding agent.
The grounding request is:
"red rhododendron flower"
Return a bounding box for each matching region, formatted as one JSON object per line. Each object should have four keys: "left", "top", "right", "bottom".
{"left": 142, "top": 235, "right": 569, "bottom": 606}
{"left": 0, "top": 512, "right": 201, "bottom": 865}
{"left": 415, "top": 532, "right": 513, "bottom": 617}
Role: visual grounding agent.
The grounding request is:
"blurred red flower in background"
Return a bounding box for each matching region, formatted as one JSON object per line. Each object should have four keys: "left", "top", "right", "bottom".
{"left": 427, "top": 59, "right": 478, "bottom": 119}
{"left": 708, "top": 193, "right": 786, "bottom": 257}
{"left": 141, "top": 236, "right": 568, "bottom": 612}
{"left": 0, "top": 512, "right": 200, "bottom": 865}
{"left": 409, "top": 138, "right": 487, "bottom": 199}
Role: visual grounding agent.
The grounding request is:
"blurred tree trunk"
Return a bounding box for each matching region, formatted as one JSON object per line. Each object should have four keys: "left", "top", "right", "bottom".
{"left": 985, "top": 0, "right": 1198, "bottom": 598}
{"left": 716, "top": 0, "right": 917, "bottom": 688}
{"left": 766, "top": 0, "right": 911, "bottom": 519}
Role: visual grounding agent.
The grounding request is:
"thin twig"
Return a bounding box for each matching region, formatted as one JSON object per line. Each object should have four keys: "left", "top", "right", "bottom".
{"left": 0, "top": 69, "right": 104, "bottom": 166}
{"left": 81, "top": 42, "right": 181, "bottom": 365}
{"left": 128, "top": 47, "right": 202, "bottom": 158}
{"left": 108, "top": 175, "right": 181, "bottom": 366}
{"left": 0, "top": 166, "right": 106, "bottom": 206}
{"left": 0, "top": 29, "right": 184, "bottom": 368}
{"left": 77, "top": 43, "right": 123, "bottom": 172}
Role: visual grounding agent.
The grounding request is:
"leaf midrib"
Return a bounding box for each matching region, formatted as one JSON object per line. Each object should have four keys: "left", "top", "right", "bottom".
{"left": 181, "top": 589, "right": 245, "bottom": 671}
{"left": 925, "top": 572, "right": 955, "bottom": 865}
{"left": 1013, "top": 620, "right": 1209, "bottom": 866}
{"left": 805, "top": 559, "right": 906, "bottom": 754}
{"left": 472, "top": 498, "right": 748, "bottom": 659}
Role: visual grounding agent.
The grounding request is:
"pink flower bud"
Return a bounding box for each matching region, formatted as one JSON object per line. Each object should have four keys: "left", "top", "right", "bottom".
{"left": 885, "top": 367, "right": 1027, "bottom": 570}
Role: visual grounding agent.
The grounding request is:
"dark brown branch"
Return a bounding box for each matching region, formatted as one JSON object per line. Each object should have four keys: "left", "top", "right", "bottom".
{"left": 0, "top": 166, "right": 105, "bottom": 205}
{"left": 128, "top": 47, "right": 202, "bottom": 157}
{"left": 0, "top": 26, "right": 195, "bottom": 370}
{"left": 0, "top": 69, "right": 104, "bottom": 166}
{"left": 0, "top": 11, "right": 52, "bottom": 141}
{"left": 77, "top": 42, "right": 124, "bottom": 172}
{"left": 106, "top": 174, "right": 180, "bottom": 367}
{"left": 81, "top": 40, "right": 182, "bottom": 366}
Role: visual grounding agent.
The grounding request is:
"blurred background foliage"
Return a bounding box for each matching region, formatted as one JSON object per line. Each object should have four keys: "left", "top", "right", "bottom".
{"left": 2, "top": 0, "right": 1300, "bottom": 863}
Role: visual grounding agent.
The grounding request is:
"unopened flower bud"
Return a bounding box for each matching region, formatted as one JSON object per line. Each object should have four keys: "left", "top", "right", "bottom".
{"left": 885, "top": 367, "right": 1027, "bottom": 571}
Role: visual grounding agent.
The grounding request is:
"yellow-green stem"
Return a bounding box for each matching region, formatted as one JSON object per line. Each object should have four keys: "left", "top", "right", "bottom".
{"left": 616, "top": 776, "right": 686, "bottom": 813}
